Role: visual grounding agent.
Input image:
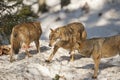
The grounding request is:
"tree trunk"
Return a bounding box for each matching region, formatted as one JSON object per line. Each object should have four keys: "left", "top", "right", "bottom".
{"left": 38, "top": 0, "right": 48, "bottom": 13}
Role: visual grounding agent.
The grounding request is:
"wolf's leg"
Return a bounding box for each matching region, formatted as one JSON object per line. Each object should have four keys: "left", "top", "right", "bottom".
{"left": 46, "top": 45, "right": 59, "bottom": 62}
{"left": 35, "top": 40, "right": 40, "bottom": 53}
{"left": 24, "top": 43, "right": 32, "bottom": 57}
{"left": 26, "top": 50, "right": 32, "bottom": 57}
{"left": 69, "top": 51, "right": 75, "bottom": 62}
{"left": 92, "top": 53, "right": 101, "bottom": 79}
{"left": 10, "top": 50, "right": 15, "bottom": 62}
{"left": 0, "top": 48, "right": 2, "bottom": 56}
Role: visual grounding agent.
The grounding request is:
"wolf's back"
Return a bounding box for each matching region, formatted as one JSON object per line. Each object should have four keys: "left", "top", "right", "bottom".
{"left": 68, "top": 22, "right": 87, "bottom": 41}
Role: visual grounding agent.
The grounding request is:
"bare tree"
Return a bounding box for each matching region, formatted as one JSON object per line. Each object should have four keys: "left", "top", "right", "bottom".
{"left": 61, "top": 0, "right": 70, "bottom": 9}
{"left": 0, "top": 0, "right": 34, "bottom": 44}
{"left": 38, "top": 0, "right": 48, "bottom": 13}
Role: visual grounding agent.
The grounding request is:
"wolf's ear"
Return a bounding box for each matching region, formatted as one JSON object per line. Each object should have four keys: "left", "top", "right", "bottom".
{"left": 0, "top": 47, "right": 2, "bottom": 55}
{"left": 34, "top": 22, "right": 40, "bottom": 26}
{"left": 50, "top": 28, "right": 54, "bottom": 32}
{"left": 82, "top": 30, "right": 87, "bottom": 40}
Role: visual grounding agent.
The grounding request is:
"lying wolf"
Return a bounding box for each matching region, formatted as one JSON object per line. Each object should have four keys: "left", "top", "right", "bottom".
{"left": 46, "top": 22, "right": 87, "bottom": 62}
{"left": 10, "top": 22, "right": 42, "bottom": 62}
{"left": 74, "top": 35, "right": 120, "bottom": 78}
{"left": 0, "top": 45, "right": 11, "bottom": 56}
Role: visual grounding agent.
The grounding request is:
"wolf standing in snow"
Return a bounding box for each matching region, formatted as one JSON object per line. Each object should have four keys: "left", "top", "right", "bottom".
{"left": 10, "top": 22, "right": 42, "bottom": 62}
{"left": 46, "top": 22, "right": 87, "bottom": 62}
{"left": 74, "top": 35, "right": 120, "bottom": 78}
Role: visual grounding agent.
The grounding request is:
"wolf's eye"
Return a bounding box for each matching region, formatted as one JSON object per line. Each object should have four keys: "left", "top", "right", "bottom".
{"left": 54, "top": 36, "right": 60, "bottom": 40}
{"left": 49, "top": 35, "right": 52, "bottom": 40}
{"left": 49, "top": 36, "right": 55, "bottom": 40}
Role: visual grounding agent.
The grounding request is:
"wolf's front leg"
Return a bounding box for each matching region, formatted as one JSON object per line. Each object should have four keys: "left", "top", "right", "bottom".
{"left": 23, "top": 43, "right": 33, "bottom": 58}
{"left": 92, "top": 54, "right": 101, "bottom": 79}
{"left": 26, "top": 50, "right": 32, "bottom": 57}
{"left": 69, "top": 51, "right": 75, "bottom": 62}
{"left": 45, "top": 45, "right": 59, "bottom": 63}
{"left": 10, "top": 52, "right": 15, "bottom": 62}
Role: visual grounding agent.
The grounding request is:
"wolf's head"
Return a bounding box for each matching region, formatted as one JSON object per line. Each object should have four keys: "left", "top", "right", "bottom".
{"left": 10, "top": 25, "right": 22, "bottom": 54}
{"left": 49, "top": 28, "right": 61, "bottom": 46}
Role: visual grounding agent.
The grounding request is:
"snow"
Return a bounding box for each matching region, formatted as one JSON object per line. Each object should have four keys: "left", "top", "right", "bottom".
{"left": 39, "top": 0, "right": 120, "bottom": 39}
{"left": 0, "top": 0, "right": 120, "bottom": 80}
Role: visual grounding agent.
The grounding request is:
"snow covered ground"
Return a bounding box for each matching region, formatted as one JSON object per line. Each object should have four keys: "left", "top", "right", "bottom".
{"left": 39, "top": 0, "right": 120, "bottom": 40}
{"left": 0, "top": 0, "right": 120, "bottom": 80}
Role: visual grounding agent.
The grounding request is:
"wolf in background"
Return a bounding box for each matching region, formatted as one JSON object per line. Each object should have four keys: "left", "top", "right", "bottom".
{"left": 74, "top": 35, "right": 120, "bottom": 78}
{"left": 10, "top": 22, "right": 42, "bottom": 62}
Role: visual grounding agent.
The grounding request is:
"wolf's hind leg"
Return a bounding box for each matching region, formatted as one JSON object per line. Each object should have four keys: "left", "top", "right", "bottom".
{"left": 69, "top": 51, "right": 75, "bottom": 62}
{"left": 24, "top": 43, "right": 33, "bottom": 58}
{"left": 35, "top": 40, "right": 40, "bottom": 53}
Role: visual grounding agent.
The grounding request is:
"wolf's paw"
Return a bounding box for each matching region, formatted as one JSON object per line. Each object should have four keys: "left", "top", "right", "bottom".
{"left": 69, "top": 59, "right": 74, "bottom": 62}
{"left": 10, "top": 58, "right": 15, "bottom": 63}
{"left": 92, "top": 76, "right": 97, "bottom": 79}
{"left": 28, "top": 54, "right": 33, "bottom": 57}
{"left": 45, "top": 60, "right": 51, "bottom": 63}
